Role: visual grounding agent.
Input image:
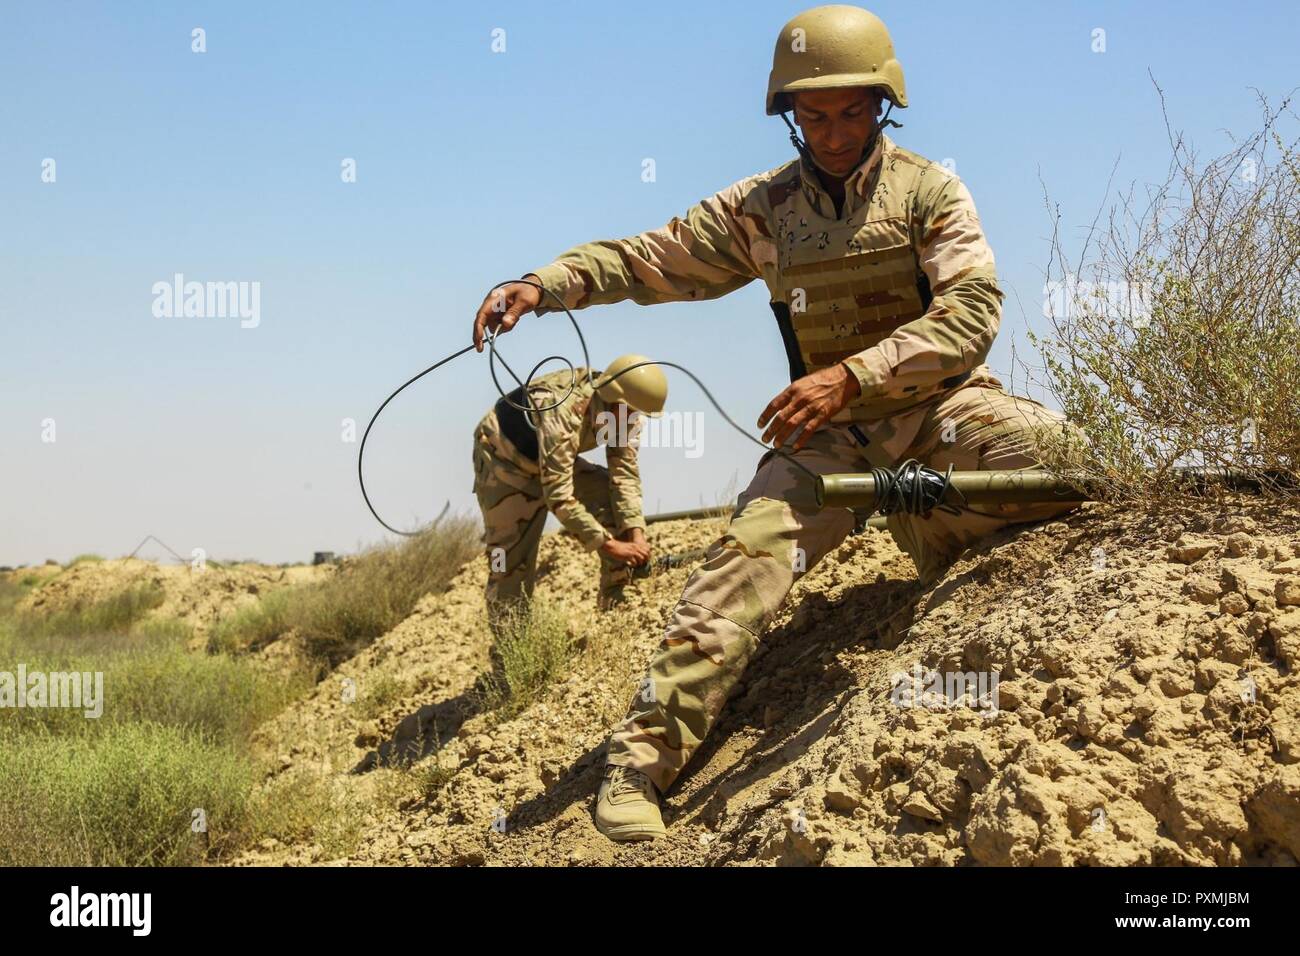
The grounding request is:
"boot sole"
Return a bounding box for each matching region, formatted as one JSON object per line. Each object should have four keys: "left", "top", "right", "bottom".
{"left": 594, "top": 818, "right": 666, "bottom": 842}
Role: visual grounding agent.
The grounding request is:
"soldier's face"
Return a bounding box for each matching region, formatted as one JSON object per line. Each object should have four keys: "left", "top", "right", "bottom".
{"left": 791, "top": 88, "right": 882, "bottom": 177}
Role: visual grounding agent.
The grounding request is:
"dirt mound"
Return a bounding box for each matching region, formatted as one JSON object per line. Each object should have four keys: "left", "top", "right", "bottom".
{"left": 15, "top": 559, "right": 327, "bottom": 644}
{"left": 234, "top": 497, "right": 1300, "bottom": 866}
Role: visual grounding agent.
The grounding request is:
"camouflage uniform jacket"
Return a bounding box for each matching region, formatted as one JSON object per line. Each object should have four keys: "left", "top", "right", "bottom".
{"left": 509, "top": 367, "right": 647, "bottom": 552}
{"left": 530, "top": 133, "right": 1002, "bottom": 424}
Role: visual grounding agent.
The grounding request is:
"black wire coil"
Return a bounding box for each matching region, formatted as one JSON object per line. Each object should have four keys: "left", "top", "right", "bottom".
{"left": 358, "top": 279, "right": 823, "bottom": 536}
{"left": 869, "top": 459, "right": 967, "bottom": 517}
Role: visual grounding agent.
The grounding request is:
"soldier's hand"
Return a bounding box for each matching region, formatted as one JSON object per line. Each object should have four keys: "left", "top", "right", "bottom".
{"left": 757, "top": 363, "right": 862, "bottom": 452}
{"left": 602, "top": 538, "right": 651, "bottom": 567}
{"left": 473, "top": 275, "right": 545, "bottom": 352}
{"left": 621, "top": 526, "right": 651, "bottom": 560}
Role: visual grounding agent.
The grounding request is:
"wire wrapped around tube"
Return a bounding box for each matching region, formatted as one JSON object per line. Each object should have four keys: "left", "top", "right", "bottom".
{"left": 869, "top": 458, "right": 967, "bottom": 517}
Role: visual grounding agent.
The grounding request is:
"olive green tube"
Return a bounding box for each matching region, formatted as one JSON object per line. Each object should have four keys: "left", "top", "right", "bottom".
{"left": 816, "top": 466, "right": 1273, "bottom": 511}
{"left": 645, "top": 504, "right": 736, "bottom": 524}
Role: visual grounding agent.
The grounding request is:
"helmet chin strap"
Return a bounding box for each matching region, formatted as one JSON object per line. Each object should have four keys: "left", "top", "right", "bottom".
{"left": 780, "top": 100, "right": 901, "bottom": 178}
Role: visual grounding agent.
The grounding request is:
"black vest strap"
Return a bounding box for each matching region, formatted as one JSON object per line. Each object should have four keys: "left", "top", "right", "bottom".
{"left": 494, "top": 386, "right": 540, "bottom": 460}
{"left": 769, "top": 300, "right": 808, "bottom": 383}
{"left": 917, "top": 271, "right": 933, "bottom": 312}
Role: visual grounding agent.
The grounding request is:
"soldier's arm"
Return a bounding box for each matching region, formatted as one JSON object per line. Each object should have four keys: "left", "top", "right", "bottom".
{"left": 841, "top": 171, "right": 1002, "bottom": 400}
{"left": 528, "top": 178, "right": 770, "bottom": 313}
{"left": 605, "top": 421, "right": 647, "bottom": 537}
{"left": 535, "top": 397, "right": 610, "bottom": 552}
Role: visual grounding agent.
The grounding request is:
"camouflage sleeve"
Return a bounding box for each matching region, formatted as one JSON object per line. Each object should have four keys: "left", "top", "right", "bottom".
{"left": 535, "top": 395, "right": 610, "bottom": 552}
{"left": 842, "top": 171, "right": 1002, "bottom": 400}
{"left": 528, "top": 177, "right": 769, "bottom": 314}
{"left": 605, "top": 418, "right": 646, "bottom": 535}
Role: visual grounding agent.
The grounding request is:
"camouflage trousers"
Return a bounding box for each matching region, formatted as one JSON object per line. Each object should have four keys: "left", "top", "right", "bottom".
{"left": 472, "top": 409, "right": 632, "bottom": 638}
{"left": 606, "top": 372, "right": 1081, "bottom": 793}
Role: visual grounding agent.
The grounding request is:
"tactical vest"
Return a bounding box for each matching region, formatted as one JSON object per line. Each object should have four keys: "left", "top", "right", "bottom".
{"left": 766, "top": 147, "right": 969, "bottom": 423}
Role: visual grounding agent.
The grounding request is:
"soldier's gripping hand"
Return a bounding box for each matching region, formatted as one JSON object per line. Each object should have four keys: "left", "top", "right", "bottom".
{"left": 602, "top": 537, "right": 651, "bottom": 567}
{"left": 473, "top": 275, "right": 544, "bottom": 352}
{"left": 757, "top": 362, "right": 862, "bottom": 452}
{"left": 621, "top": 526, "right": 652, "bottom": 562}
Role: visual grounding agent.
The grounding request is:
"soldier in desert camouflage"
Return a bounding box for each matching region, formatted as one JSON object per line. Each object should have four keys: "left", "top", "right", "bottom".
{"left": 470, "top": 355, "right": 669, "bottom": 637}
{"left": 472, "top": 5, "right": 1080, "bottom": 841}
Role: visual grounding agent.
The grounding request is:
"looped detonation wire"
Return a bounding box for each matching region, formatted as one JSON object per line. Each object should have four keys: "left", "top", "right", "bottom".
{"left": 869, "top": 459, "right": 967, "bottom": 518}
{"left": 357, "top": 279, "right": 822, "bottom": 537}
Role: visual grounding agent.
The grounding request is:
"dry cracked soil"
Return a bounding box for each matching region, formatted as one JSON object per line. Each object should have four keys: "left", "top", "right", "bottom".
{"left": 227, "top": 496, "right": 1300, "bottom": 866}
{"left": 14, "top": 495, "right": 1300, "bottom": 866}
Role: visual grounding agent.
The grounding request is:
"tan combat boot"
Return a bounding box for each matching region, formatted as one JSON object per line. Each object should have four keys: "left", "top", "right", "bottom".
{"left": 594, "top": 765, "right": 665, "bottom": 841}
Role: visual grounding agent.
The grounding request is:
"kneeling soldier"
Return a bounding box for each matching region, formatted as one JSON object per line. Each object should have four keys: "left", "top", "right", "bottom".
{"left": 471, "top": 355, "right": 669, "bottom": 640}
{"left": 473, "top": 6, "right": 1082, "bottom": 841}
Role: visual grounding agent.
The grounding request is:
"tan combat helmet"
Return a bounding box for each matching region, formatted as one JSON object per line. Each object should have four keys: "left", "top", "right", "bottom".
{"left": 766, "top": 5, "right": 908, "bottom": 115}
{"left": 595, "top": 354, "right": 668, "bottom": 418}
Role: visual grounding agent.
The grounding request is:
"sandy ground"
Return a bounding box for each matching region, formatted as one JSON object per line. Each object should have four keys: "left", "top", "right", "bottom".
{"left": 212, "top": 494, "right": 1300, "bottom": 866}
{"left": 14, "top": 494, "right": 1298, "bottom": 866}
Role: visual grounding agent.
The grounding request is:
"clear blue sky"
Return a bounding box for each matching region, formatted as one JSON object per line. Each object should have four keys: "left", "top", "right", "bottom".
{"left": 2, "top": 1, "right": 1296, "bottom": 566}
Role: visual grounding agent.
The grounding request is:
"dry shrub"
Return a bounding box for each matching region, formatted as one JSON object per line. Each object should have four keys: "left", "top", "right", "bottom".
{"left": 1021, "top": 84, "right": 1300, "bottom": 504}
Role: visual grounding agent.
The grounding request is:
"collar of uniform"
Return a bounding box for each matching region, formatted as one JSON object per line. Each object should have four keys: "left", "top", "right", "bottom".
{"left": 852, "top": 132, "right": 890, "bottom": 198}
{"left": 797, "top": 132, "right": 892, "bottom": 214}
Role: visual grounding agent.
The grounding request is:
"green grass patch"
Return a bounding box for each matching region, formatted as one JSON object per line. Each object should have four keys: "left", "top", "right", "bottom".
{"left": 0, "top": 577, "right": 29, "bottom": 617}
{"left": 209, "top": 517, "right": 480, "bottom": 668}
{"left": 207, "top": 588, "right": 293, "bottom": 655}
{"left": 11, "top": 581, "right": 166, "bottom": 643}
{"left": 478, "top": 598, "right": 575, "bottom": 720}
{"left": 410, "top": 758, "right": 459, "bottom": 799}
{"left": 3, "top": 618, "right": 307, "bottom": 742}
{"left": 0, "top": 520, "right": 480, "bottom": 866}
{"left": 0, "top": 570, "right": 314, "bottom": 866}
{"left": 240, "top": 773, "right": 378, "bottom": 861}
{"left": 356, "top": 672, "right": 409, "bottom": 720}
{"left": 0, "top": 721, "right": 257, "bottom": 866}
